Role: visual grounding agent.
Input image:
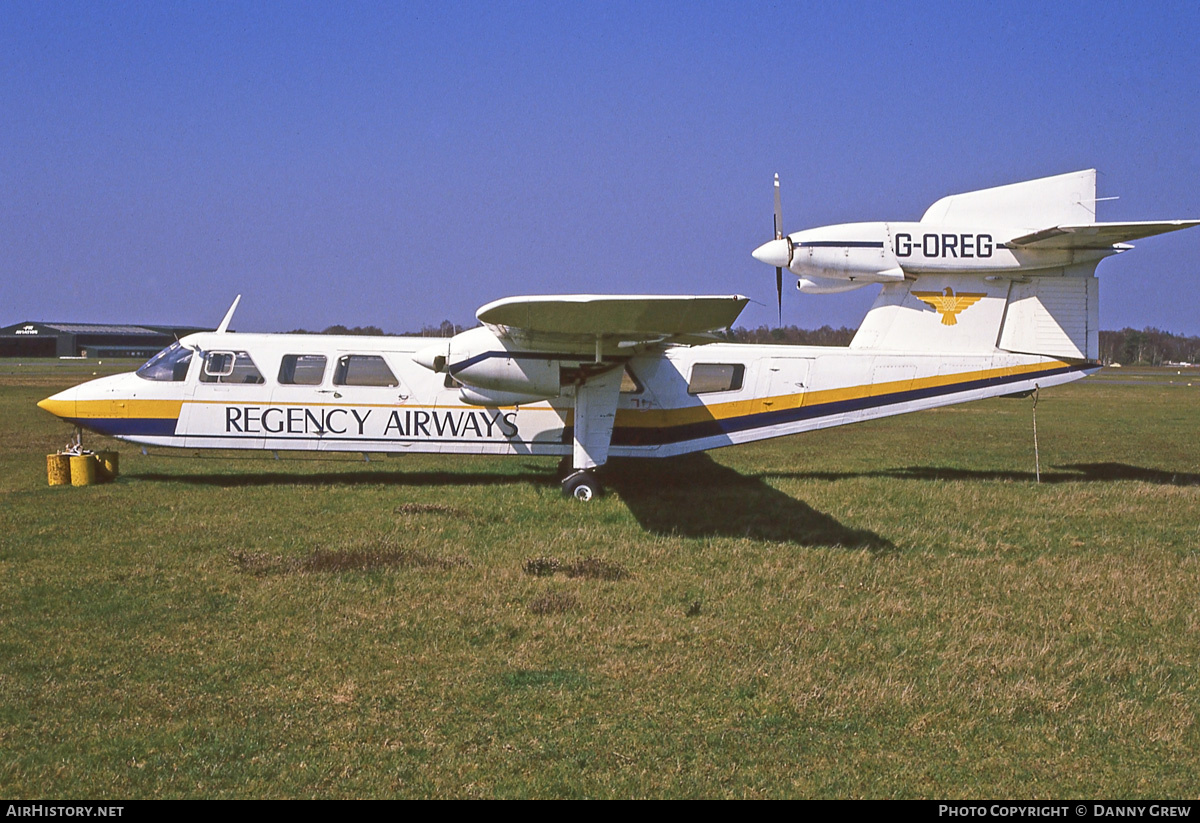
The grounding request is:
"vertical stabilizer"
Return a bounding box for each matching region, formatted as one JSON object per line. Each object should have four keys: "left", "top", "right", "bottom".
{"left": 851, "top": 263, "right": 1100, "bottom": 361}
{"left": 850, "top": 275, "right": 1010, "bottom": 353}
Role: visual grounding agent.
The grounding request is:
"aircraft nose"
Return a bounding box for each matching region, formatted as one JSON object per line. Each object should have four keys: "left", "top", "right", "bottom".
{"left": 37, "top": 387, "right": 77, "bottom": 420}
{"left": 752, "top": 238, "right": 792, "bottom": 268}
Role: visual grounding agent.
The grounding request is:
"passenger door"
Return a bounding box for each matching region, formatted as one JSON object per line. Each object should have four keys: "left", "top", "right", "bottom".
{"left": 184, "top": 349, "right": 268, "bottom": 449}
{"left": 267, "top": 353, "right": 332, "bottom": 451}
{"left": 318, "top": 352, "right": 411, "bottom": 451}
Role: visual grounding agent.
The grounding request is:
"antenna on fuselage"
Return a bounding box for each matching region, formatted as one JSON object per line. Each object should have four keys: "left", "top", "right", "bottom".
{"left": 216, "top": 295, "right": 242, "bottom": 334}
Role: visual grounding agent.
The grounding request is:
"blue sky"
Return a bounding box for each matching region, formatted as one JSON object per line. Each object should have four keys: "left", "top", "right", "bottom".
{"left": 3, "top": 1, "right": 1199, "bottom": 334}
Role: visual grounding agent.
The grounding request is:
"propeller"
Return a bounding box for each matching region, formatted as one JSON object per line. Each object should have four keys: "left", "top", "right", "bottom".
{"left": 751, "top": 174, "right": 795, "bottom": 325}
{"left": 773, "top": 174, "right": 783, "bottom": 325}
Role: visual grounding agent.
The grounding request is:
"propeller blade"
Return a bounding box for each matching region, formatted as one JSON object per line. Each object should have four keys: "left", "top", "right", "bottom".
{"left": 776, "top": 266, "right": 783, "bottom": 325}
{"left": 772, "top": 173, "right": 785, "bottom": 325}
{"left": 773, "top": 173, "right": 783, "bottom": 240}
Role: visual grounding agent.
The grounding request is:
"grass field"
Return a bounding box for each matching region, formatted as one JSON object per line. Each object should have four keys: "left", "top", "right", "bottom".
{"left": 1, "top": 359, "right": 1198, "bottom": 798}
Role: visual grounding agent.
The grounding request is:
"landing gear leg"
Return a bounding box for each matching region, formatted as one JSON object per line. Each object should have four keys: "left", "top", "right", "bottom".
{"left": 556, "top": 454, "right": 573, "bottom": 480}
{"left": 561, "top": 469, "right": 603, "bottom": 501}
{"left": 67, "top": 427, "right": 83, "bottom": 455}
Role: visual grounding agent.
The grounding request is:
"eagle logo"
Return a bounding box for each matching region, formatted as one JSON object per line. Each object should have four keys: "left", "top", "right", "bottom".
{"left": 911, "top": 287, "right": 987, "bottom": 326}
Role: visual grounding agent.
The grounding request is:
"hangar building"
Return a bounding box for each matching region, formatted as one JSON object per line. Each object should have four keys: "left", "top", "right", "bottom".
{"left": 0, "top": 321, "right": 212, "bottom": 359}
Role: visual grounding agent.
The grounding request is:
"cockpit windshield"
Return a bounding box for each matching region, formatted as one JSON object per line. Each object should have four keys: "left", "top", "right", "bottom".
{"left": 136, "top": 342, "right": 193, "bottom": 382}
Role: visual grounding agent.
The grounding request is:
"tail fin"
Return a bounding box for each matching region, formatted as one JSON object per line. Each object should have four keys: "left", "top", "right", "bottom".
{"left": 853, "top": 169, "right": 1104, "bottom": 359}
{"left": 851, "top": 263, "right": 1099, "bottom": 360}
{"left": 835, "top": 169, "right": 1193, "bottom": 360}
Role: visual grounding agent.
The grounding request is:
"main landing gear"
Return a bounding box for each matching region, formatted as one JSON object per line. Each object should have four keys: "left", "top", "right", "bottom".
{"left": 557, "top": 456, "right": 604, "bottom": 501}
{"left": 561, "top": 469, "right": 603, "bottom": 501}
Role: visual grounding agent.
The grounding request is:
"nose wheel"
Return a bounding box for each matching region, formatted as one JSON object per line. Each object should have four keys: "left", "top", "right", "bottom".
{"left": 561, "top": 469, "right": 603, "bottom": 501}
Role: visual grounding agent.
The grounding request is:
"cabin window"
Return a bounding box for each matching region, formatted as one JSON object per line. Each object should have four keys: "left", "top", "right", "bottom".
{"left": 687, "top": 363, "right": 745, "bottom": 394}
{"left": 278, "top": 354, "right": 327, "bottom": 385}
{"left": 200, "top": 351, "right": 265, "bottom": 384}
{"left": 136, "top": 342, "right": 193, "bottom": 382}
{"left": 620, "top": 365, "right": 642, "bottom": 394}
{"left": 334, "top": 354, "right": 399, "bottom": 387}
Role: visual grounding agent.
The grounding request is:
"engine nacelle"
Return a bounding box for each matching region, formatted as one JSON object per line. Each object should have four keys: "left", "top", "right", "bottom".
{"left": 421, "top": 326, "right": 566, "bottom": 398}
{"left": 795, "top": 275, "right": 872, "bottom": 295}
{"left": 788, "top": 222, "right": 907, "bottom": 285}
{"left": 458, "top": 387, "right": 555, "bottom": 407}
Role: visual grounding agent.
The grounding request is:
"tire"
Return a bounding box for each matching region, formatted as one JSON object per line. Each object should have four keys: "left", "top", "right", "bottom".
{"left": 561, "top": 470, "right": 602, "bottom": 501}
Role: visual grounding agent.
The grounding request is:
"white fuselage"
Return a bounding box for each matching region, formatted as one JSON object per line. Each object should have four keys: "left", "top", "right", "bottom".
{"left": 39, "top": 331, "right": 1094, "bottom": 460}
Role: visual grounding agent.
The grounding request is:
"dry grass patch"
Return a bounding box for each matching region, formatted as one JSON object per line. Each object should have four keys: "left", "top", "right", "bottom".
{"left": 393, "top": 502, "right": 467, "bottom": 517}
{"left": 527, "top": 589, "right": 579, "bottom": 614}
{"left": 232, "top": 544, "right": 471, "bottom": 575}
{"left": 522, "top": 556, "right": 561, "bottom": 576}
{"left": 522, "top": 555, "right": 629, "bottom": 580}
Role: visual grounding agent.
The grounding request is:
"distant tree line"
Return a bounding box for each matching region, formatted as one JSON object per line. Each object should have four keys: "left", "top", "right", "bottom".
{"left": 284, "top": 320, "right": 469, "bottom": 337}
{"left": 719, "top": 325, "right": 858, "bottom": 347}
{"left": 725, "top": 325, "right": 1200, "bottom": 363}
{"left": 280, "top": 321, "right": 1200, "bottom": 364}
{"left": 1099, "top": 328, "right": 1200, "bottom": 365}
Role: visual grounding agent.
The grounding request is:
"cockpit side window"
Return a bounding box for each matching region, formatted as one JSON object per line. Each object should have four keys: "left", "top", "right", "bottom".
{"left": 136, "top": 342, "right": 193, "bottom": 382}
{"left": 200, "top": 351, "right": 265, "bottom": 384}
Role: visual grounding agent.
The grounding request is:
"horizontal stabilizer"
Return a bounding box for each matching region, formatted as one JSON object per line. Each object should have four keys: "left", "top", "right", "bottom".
{"left": 921, "top": 169, "right": 1096, "bottom": 228}
{"left": 477, "top": 294, "right": 749, "bottom": 338}
{"left": 1007, "top": 220, "right": 1200, "bottom": 250}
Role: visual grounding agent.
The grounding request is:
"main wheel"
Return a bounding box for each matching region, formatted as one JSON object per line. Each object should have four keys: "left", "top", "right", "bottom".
{"left": 561, "top": 470, "right": 602, "bottom": 501}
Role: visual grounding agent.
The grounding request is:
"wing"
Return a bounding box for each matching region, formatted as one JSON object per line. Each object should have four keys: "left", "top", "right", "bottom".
{"left": 476, "top": 294, "right": 749, "bottom": 344}
{"left": 1007, "top": 221, "right": 1200, "bottom": 250}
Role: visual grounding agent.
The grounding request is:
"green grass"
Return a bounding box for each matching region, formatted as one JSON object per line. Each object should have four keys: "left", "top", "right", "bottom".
{"left": 1, "top": 363, "right": 1198, "bottom": 798}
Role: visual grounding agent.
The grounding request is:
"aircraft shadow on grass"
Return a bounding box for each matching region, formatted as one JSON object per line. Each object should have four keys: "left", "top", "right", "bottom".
{"left": 602, "top": 454, "right": 895, "bottom": 551}
{"left": 131, "top": 468, "right": 551, "bottom": 488}
{"left": 767, "top": 462, "right": 1200, "bottom": 486}
{"left": 132, "top": 453, "right": 894, "bottom": 551}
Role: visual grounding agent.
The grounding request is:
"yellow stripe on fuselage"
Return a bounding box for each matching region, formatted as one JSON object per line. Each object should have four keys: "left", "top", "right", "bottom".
{"left": 51, "top": 398, "right": 185, "bottom": 420}
{"left": 612, "top": 359, "right": 1071, "bottom": 429}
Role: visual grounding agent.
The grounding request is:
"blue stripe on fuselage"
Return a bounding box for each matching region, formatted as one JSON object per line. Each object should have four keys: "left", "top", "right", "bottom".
{"left": 63, "top": 417, "right": 179, "bottom": 438}
{"left": 610, "top": 362, "right": 1096, "bottom": 446}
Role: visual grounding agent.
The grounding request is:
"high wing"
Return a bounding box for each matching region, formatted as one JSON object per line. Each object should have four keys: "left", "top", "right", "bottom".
{"left": 473, "top": 294, "right": 748, "bottom": 490}
{"left": 415, "top": 294, "right": 750, "bottom": 491}
{"left": 476, "top": 294, "right": 749, "bottom": 341}
{"left": 1007, "top": 220, "right": 1200, "bottom": 250}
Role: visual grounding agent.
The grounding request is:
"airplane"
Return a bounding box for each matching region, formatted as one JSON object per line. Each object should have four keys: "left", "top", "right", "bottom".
{"left": 37, "top": 169, "right": 1199, "bottom": 501}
